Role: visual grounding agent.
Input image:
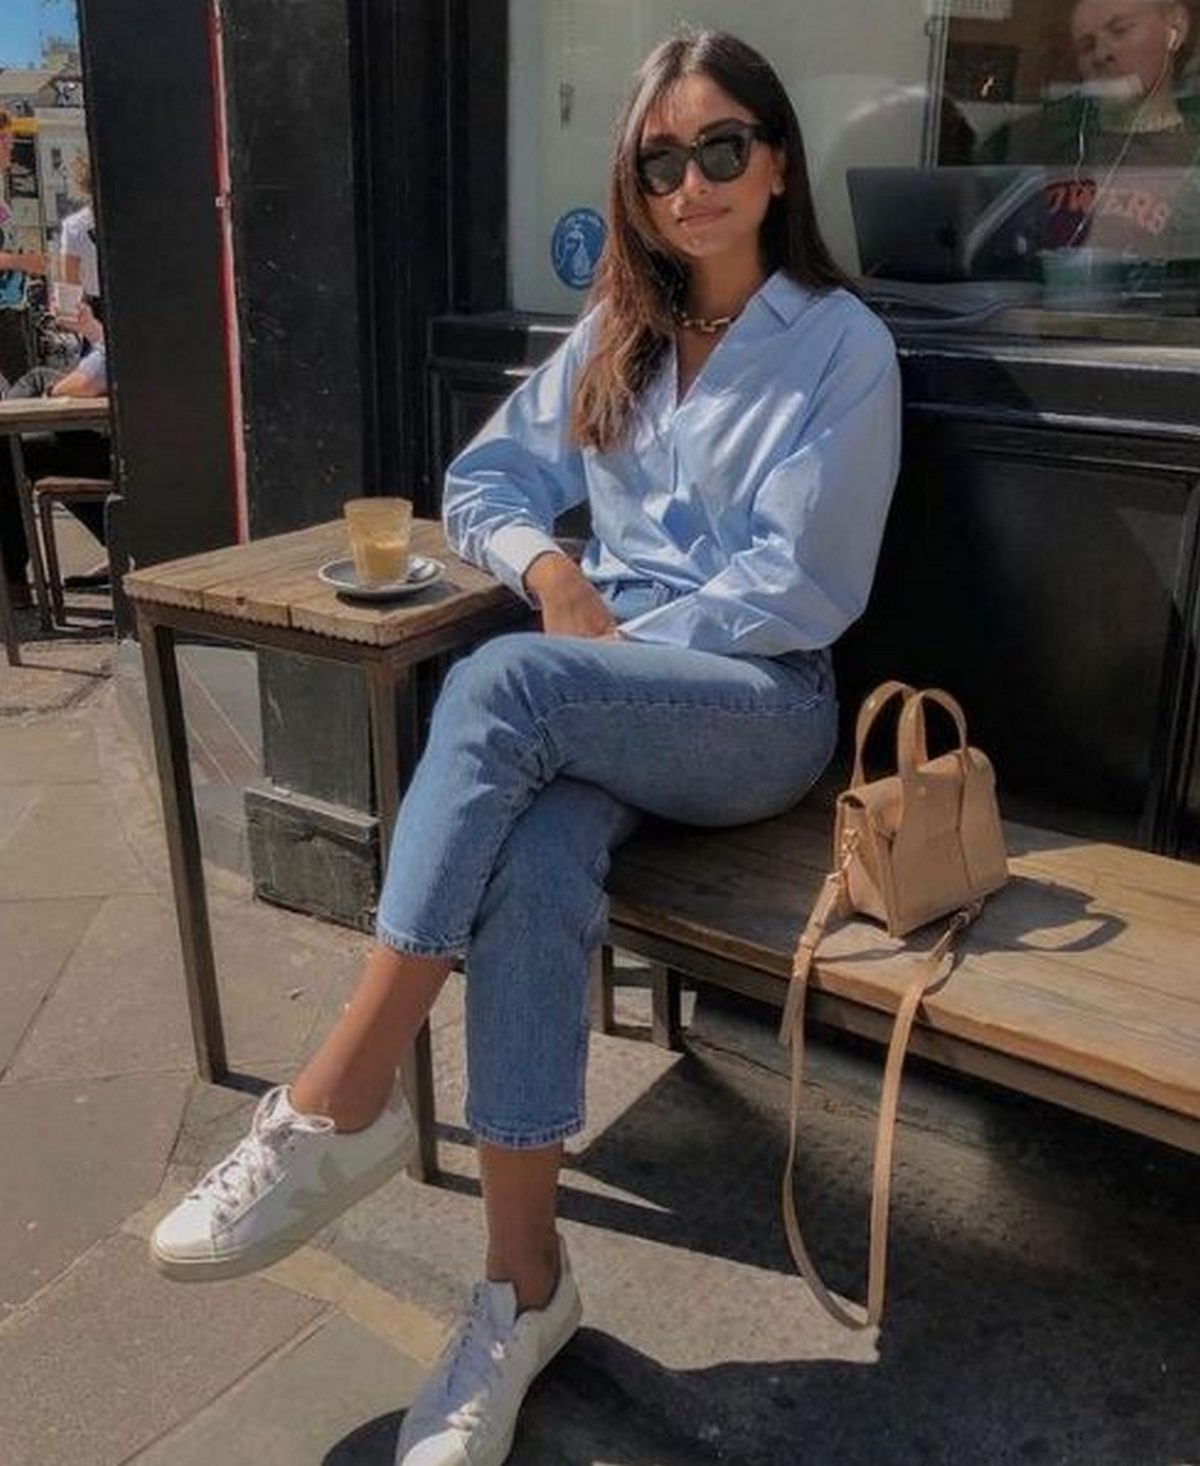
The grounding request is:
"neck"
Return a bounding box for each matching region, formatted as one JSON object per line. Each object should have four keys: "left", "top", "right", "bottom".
{"left": 684, "top": 252, "right": 769, "bottom": 320}
{"left": 1097, "top": 81, "right": 1182, "bottom": 134}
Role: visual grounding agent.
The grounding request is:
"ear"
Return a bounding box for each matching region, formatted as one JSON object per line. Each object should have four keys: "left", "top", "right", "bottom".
{"left": 1167, "top": 4, "right": 1189, "bottom": 51}
{"left": 770, "top": 146, "right": 787, "bottom": 196}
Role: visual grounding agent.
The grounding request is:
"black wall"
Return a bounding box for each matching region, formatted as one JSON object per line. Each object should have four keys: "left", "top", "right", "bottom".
{"left": 222, "top": 0, "right": 365, "bottom": 536}
{"left": 77, "top": 0, "right": 236, "bottom": 569}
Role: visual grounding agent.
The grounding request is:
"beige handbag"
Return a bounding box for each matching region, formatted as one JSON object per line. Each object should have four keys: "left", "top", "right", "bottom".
{"left": 778, "top": 681, "right": 1009, "bottom": 1328}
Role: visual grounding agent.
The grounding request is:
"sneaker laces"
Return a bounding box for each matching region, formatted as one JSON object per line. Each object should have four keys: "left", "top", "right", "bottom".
{"left": 189, "top": 1088, "right": 334, "bottom": 1223}
{"left": 437, "top": 1283, "right": 513, "bottom": 1433}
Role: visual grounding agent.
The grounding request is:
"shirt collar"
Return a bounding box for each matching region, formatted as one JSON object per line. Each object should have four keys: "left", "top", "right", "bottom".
{"left": 755, "top": 270, "right": 816, "bottom": 328}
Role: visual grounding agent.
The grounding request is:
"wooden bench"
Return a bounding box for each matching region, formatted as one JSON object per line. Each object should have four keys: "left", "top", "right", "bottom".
{"left": 599, "top": 801, "right": 1200, "bottom": 1155}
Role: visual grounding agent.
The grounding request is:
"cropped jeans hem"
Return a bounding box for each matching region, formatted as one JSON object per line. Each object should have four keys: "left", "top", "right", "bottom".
{"left": 466, "top": 1110, "right": 586, "bottom": 1150}
{"left": 374, "top": 921, "right": 467, "bottom": 961}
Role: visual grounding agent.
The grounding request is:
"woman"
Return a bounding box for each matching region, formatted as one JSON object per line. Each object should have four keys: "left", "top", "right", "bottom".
{"left": 151, "top": 30, "right": 900, "bottom": 1465}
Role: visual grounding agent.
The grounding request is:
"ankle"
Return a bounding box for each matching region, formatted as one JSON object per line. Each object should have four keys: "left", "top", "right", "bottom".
{"left": 287, "top": 1081, "right": 390, "bottom": 1133}
{"left": 488, "top": 1236, "right": 560, "bottom": 1313}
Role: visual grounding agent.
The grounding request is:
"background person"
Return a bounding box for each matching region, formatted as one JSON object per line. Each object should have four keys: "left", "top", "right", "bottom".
{"left": 58, "top": 153, "right": 101, "bottom": 319}
{"left": 0, "top": 303, "right": 109, "bottom": 607}
{"left": 149, "top": 30, "right": 901, "bottom": 1466}
{"left": 0, "top": 110, "right": 43, "bottom": 385}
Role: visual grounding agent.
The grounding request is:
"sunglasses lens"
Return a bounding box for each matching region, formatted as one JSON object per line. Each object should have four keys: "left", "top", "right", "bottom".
{"left": 639, "top": 149, "right": 685, "bottom": 196}
{"left": 699, "top": 131, "right": 751, "bottom": 181}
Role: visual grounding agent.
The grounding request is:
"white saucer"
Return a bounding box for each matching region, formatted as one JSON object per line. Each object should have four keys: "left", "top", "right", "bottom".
{"left": 317, "top": 555, "right": 445, "bottom": 602}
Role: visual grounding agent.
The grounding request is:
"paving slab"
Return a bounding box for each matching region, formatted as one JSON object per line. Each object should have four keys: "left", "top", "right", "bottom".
{"left": 132, "top": 1313, "right": 426, "bottom": 1466}
{"left": 0, "top": 782, "right": 41, "bottom": 858}
{"left": 0, "top": 636, "right": 115, "bottom": 717}
{"left": 0, "top": 896, "right": 100, "bottom": 1074}
{"left": 0, "top": 1233, "right": 323, "bottom": 1466}
{"left": 6, "top": 893, "right": 196, "bottom": 1080}
{"left": 211, "top": 887, "right": 372, "bottom": 1070}
{"left": 5, "top": 883, "right": 367, "bottom": 1083}
{"left": 0, "top": 780, "right": 156, "bottom": 900}
{"left": 0, "top": 1071, "right": 189, "bottom": 1313}
{"left": 0, "top": 718, "right": 100, "bottom": 784}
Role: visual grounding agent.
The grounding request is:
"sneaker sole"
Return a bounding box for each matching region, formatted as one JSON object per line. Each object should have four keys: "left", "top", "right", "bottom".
{"left": 151, "top": 1133, "right": 415, "bottom": 1284}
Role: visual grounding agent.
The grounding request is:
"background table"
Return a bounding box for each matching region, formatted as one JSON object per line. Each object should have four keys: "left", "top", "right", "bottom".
{"left": 124, "top": 518, "right": 527, "bottom": 1178}
{"left": 0, "top": 394, "right": 111, "bottom": 663}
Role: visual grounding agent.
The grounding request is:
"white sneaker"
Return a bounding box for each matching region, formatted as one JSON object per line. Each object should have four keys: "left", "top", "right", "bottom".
{"left": 151, "top": 1085, "right": 415, "bottom": 1282}
{"left": 396, "top": 1239, "right": 581, "bottom": 1465}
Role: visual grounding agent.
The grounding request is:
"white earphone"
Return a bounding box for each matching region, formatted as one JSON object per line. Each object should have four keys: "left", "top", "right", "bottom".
{"left": 1168, "top": 25, "right": 1181, "bottom": 51}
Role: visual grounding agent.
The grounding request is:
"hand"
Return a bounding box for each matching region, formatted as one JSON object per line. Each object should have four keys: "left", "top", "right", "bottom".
{"left": 524, "top": 552, "right": 617, "bottom": 639}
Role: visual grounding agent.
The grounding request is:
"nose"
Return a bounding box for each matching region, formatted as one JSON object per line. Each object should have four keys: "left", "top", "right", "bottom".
{"left": 679, "top": 156, "right": 711, "bottom": 194}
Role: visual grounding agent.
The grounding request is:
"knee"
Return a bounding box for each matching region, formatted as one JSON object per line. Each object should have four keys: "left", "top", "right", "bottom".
{"left": 475, "top": 781, "right": 629, "bottom": 932}
{"left": 437, "top": 632, "right": 558, "bottom": 718}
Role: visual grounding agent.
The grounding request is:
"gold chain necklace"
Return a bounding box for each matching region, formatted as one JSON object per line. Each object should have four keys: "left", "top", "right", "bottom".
{"left": 674, "top": 305, "right": 739, "bottom": 334}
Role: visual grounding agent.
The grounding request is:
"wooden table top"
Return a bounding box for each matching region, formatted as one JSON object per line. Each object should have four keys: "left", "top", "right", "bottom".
{"left": 0, "top": 395, "right": 110, "bottom": 433}
{"left": 123, "top": 518, "right": 525, "bottom": 647}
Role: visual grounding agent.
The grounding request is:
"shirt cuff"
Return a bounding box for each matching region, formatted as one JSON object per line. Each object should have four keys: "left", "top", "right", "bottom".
{"left": 485, "top": 525, "right": 567, "bottom": 601}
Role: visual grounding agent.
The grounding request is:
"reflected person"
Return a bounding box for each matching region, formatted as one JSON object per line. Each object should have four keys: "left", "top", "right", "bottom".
{"left": 978, "top": 0, "right": 1200, "bottom": 269}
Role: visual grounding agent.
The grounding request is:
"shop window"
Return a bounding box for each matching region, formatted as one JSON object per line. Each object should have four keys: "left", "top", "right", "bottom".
{"left": 509, "top": 0, "right": 1200, "bottom": 342}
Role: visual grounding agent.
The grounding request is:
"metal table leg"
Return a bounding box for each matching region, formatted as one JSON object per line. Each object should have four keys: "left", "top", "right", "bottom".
{"left": 369, "top": 657, "right": 437, "bottom": 1181}
{"left": 137, "top": 609, "right": 228, "bottom": 1081}
{"left": 0, "top": 557, "right": 19, "bottom": 665}
{"left": 9, "top": 435, "right": 52, "bottom": 633}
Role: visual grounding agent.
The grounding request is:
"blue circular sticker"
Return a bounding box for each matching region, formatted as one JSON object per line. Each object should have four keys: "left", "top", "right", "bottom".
{"left": 551, "top": 208, "right": 606, "bottom": 290}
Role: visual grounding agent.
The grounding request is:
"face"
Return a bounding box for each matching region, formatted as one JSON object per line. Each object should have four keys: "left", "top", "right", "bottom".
{"left": 1070, "top": 0, "right": 1184, "bottom": 94}
{"left": 637, "top": 73, "right": 784, "bottom": 269}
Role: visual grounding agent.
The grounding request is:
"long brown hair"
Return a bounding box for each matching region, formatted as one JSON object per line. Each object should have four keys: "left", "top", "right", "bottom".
{"left": 571, "top": 30, "right": 852, "bottom": 453}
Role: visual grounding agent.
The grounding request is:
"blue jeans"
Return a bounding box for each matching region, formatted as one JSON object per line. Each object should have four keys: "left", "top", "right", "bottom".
{"left": 377, "top": 600, "right": 837, "bottom": 1148}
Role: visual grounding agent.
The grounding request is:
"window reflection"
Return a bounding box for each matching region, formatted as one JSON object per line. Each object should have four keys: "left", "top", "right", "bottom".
{"left": 506, "top": 1, "right": 1200, "bottom": 331}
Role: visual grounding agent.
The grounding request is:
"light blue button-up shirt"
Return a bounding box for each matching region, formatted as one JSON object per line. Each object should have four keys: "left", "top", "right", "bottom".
{"left": 444, "top": 271, "right": 901, "bottom": 658}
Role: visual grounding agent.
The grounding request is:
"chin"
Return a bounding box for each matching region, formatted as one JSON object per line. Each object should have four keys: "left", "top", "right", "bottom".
{"left": 673, "top": 228, "right": 757, "bottom": 263}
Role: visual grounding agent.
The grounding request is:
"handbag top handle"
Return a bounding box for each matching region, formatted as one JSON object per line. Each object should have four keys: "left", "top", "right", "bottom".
{"left": 896, "top": 688, "right": 970, "bottom": 780}
{"left": 851, "top": 680, "right": 924, "bottom": 788}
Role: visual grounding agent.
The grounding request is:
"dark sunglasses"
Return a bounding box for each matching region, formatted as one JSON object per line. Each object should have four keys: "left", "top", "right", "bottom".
{"left": 637, "top": 118, "right": 771, "bottom": 197}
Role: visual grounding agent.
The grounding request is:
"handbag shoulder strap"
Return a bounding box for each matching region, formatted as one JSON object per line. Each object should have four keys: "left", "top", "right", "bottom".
{"left": 780, "top": 895, "right": 980, "bottom": 1329}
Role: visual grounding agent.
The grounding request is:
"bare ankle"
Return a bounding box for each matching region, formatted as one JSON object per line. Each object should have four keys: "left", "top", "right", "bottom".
{"left": 287, "top": 1082, "right": 389, "bottom": 1133}
{"left": 488, "top": 1236, "right": 560, "bottom": 1313}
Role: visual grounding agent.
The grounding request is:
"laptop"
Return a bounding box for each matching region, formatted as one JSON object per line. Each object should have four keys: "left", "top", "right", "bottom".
{"left": 848, "top": 164, "right": 1200, "bottom": 289}
{"left": 847, "top": 165, "right": 1044, "bottom": 282}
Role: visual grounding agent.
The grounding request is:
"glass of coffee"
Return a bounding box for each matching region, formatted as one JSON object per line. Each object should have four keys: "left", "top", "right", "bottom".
{"left": 343, "top": 497, "right": 414, "bottom": 586}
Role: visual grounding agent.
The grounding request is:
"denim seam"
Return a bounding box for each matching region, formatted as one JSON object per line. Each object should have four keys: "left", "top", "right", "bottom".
{"left": 545, "top": 689, "right": 831, "bottom": 716}
{"left": 376, "top": 722, "right": 547, "bottom": 955}
{"left": 374, "top": 921, "right": 467, "bottom": 959}
{"left": 466, "top": 1112, "right": 585, "bottom": 1149}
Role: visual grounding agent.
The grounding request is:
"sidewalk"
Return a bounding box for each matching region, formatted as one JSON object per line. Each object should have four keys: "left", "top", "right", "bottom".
{"left": 1, "top": 595, "right": 1198, "bottom": 1463}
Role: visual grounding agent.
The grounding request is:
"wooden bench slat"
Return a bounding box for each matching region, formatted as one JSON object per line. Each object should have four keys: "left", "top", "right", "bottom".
{"left": 607, "top": 804, "right": 1200, "bottom": 1130}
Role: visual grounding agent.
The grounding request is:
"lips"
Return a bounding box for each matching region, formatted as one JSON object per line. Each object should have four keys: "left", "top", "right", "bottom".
{"left": 676, "top": 207, "right": 727, "bottom": 225}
